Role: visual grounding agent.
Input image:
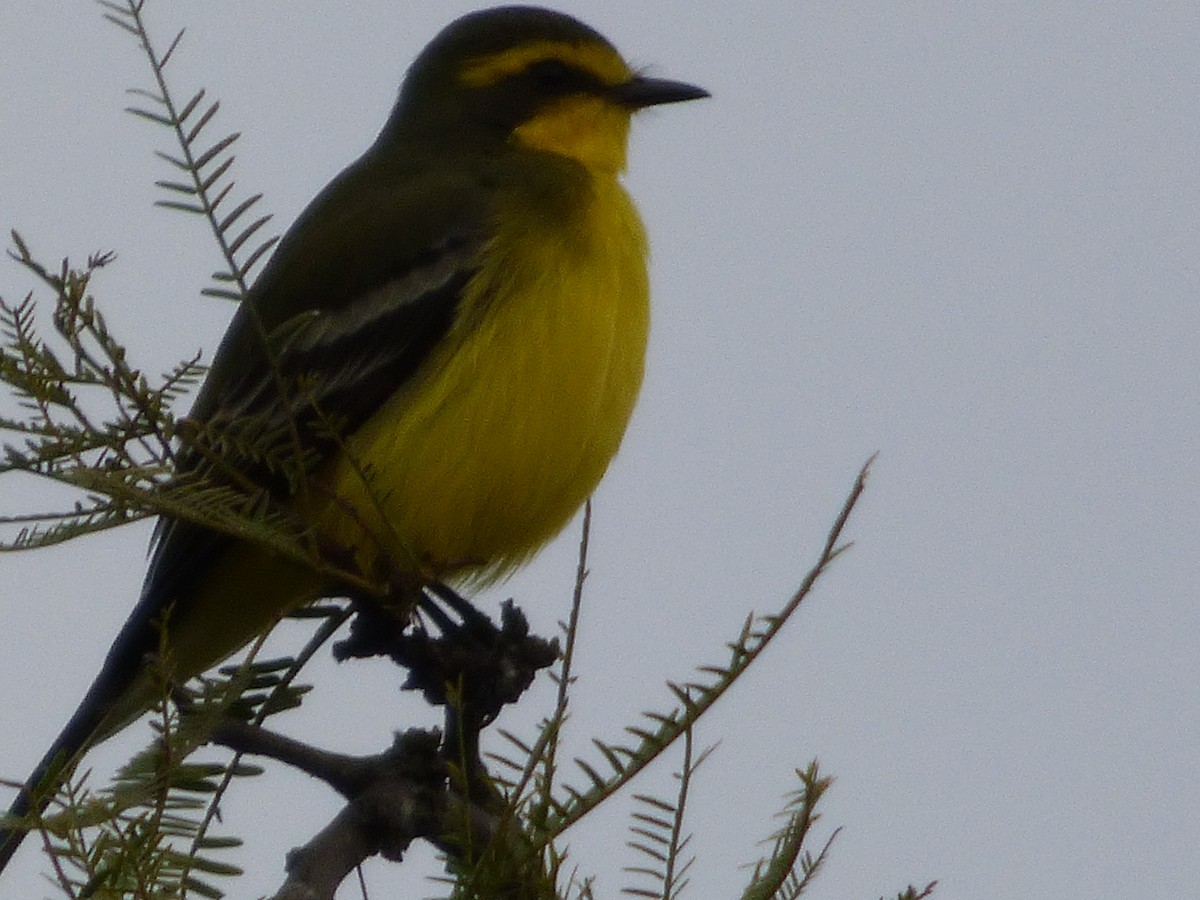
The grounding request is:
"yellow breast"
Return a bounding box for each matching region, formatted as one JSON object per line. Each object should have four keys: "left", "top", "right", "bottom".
{"left": 316, "top": 173, "right": 650, "bottom": 585}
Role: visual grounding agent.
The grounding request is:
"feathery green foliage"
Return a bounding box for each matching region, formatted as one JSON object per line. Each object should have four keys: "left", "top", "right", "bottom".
{"left": 739, "top": 762, "right": 836, "bottom": 900}
{"left": 0, "top": 237, "right": 201, "bottom": 551}
{"left": 98, "top": 0, "right": 278, "bottom": 302}
{"left": 535, "top": 460, "right": 870, "bottom": 842}
{"left": 620, "top": 725, "right": 710, "bottom": 899}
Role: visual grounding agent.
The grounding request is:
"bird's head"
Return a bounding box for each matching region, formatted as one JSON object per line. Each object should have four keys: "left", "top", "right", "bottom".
{"left": 383, "top": 5, "right": 708, "bottom": 174}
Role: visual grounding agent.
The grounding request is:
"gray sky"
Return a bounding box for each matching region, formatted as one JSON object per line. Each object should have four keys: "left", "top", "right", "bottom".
{"left": 2, "top": 2, "right": 1198, "bottom": 897}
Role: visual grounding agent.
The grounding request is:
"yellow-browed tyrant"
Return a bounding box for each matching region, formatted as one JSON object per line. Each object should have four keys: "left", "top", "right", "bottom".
{"left": 0, "top": 5, "right": 706, "bottom": 872}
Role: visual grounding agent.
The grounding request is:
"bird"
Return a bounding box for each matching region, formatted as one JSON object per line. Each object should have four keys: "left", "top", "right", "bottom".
{"left": 0, "top": 4, "right": 706, "bottom": 874}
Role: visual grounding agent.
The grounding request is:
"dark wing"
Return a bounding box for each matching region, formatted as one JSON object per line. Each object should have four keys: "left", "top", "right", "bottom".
{"left": 133, "top": 157, "right": 491, "bottom": 675}
{"left": 186, "top": 153, "right": 492, "bottom": 472}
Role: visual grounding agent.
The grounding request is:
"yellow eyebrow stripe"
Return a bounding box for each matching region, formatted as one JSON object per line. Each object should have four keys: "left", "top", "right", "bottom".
{"left": 458, "top": 40, "right": 631, "bottom": 88}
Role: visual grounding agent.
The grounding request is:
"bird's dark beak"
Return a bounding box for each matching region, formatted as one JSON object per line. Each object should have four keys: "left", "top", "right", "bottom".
{"left": 611, "top": 75, "right": 710, "bottom": 109}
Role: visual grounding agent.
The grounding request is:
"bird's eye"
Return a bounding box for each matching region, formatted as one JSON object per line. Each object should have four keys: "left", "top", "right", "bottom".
{"left": 528, "top": 58, "right": 577, "bottom": 92}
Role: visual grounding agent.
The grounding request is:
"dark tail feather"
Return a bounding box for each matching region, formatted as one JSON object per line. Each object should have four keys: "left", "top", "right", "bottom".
{"left": 0, "top": 679, "right": 114, "bottom": 875}
{"left": 0, "top": 583, "right": 163, "bottom": 877}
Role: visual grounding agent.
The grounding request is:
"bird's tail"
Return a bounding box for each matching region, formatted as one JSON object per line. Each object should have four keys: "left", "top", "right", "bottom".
{"left": 0, "top": 672, "right": 118, "bottom": 876}
{"left": 0, "top": 579, "right": 164, "bottom": 878}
